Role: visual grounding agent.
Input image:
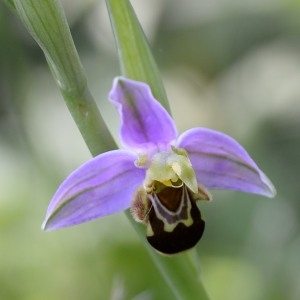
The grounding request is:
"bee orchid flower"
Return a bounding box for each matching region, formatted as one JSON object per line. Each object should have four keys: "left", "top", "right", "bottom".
{"left": 42, "top": 77, "right": 276, "bottom": 255}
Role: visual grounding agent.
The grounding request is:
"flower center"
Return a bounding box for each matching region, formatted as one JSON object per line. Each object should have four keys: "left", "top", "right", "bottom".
{"left": 143, "top": 146, "right": 198, "bottom": 194}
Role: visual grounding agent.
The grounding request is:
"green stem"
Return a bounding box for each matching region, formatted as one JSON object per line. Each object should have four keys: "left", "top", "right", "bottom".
{"left": 13, "top": 0, "right": 116, "bottom": 156}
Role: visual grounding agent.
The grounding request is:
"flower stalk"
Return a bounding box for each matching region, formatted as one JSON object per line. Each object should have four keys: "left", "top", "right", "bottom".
{"left": 13, "top": 0, "right": 116, "bottom": 156}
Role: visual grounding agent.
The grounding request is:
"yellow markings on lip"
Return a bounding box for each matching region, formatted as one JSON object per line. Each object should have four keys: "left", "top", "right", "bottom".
{"left": 131, "top": 180, "right": 207, "bottom": 255}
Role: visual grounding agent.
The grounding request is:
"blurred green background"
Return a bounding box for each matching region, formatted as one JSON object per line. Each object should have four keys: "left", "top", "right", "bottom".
{"left": 1, "top": 0, "right": 300, "bottom": 299}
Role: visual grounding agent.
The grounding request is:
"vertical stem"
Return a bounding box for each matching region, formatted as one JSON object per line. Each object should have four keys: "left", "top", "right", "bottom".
{"left": 13, "top": 0, "right": 116, "bottom": 156}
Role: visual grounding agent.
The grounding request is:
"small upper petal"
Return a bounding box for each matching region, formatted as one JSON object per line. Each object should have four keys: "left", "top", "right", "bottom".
{"left": 176, "top": 128, "right": 276, "bottom": 197}
{"left": 109, "top": 77, "right": 177, "bottom": 150}
{"left": 42, "top": 150, "right": 145, "bottom": 230}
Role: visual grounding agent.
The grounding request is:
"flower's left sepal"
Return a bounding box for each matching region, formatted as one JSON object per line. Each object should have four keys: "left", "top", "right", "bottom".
{"left": 42, "top": 150, "right": 145, "bottom": 231}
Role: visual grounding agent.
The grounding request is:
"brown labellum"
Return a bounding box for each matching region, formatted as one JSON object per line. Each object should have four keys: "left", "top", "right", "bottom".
{"left": 131, "top": 181, "right": 209, "bottom": 255}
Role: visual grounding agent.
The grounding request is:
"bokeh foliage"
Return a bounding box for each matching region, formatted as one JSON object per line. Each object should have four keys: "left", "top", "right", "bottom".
{"left": 1, "top": 0, "right": 300, "bottom": 299}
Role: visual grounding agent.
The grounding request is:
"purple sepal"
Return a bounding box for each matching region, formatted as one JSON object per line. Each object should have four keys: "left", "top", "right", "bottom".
{"left": 42, "top": 150, "right": 145, "bottom": 230}
{"left": 177, "top": 128, "right": 276, "bottom": 197}
{"left": 109, "top": 77, "right": 177, "bottom": 151}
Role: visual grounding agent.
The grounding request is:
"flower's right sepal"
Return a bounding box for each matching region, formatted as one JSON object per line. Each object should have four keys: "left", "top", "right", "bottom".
{"left": 177, "top": 127, "right": 276, "bottom": 198}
